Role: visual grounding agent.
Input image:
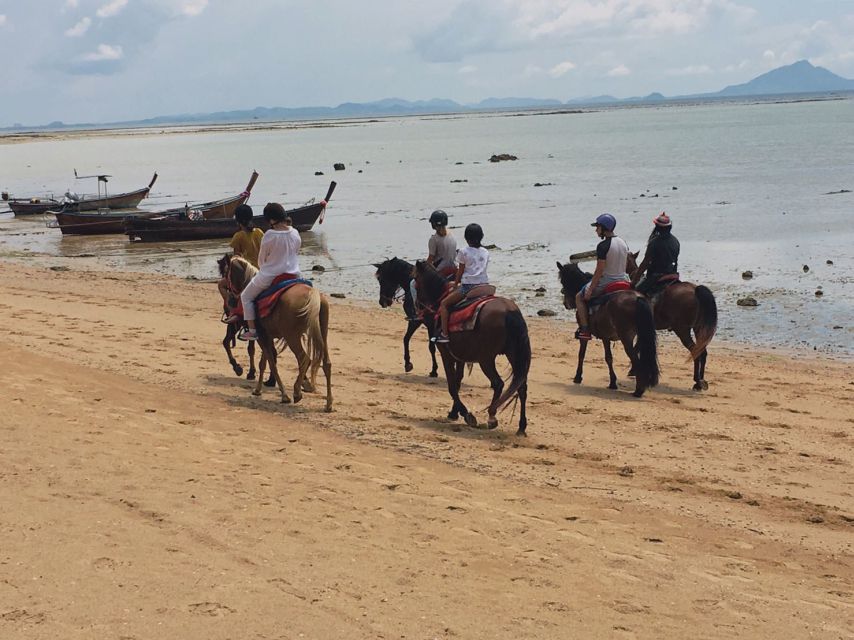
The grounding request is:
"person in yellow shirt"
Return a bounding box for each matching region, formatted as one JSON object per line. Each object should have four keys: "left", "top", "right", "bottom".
{"left": 229, "top": 204, "right": 264, "bottom": 267}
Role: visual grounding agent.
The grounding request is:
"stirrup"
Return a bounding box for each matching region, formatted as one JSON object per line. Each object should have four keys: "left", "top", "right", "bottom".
{"left": 238, "top": 328, "right": 257, "bottom": 342}
{"left": 431, "top": 332, "right": 450, "bottom": 343}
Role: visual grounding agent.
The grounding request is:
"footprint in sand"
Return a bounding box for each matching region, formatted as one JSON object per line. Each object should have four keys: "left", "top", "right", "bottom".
{"left": 187, "top": 602, "right": 235, "bottom": 616}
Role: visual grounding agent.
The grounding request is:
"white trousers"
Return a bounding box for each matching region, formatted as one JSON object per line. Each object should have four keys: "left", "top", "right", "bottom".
{"left": 241, "top": 272, "right": 275, "bottom": 322}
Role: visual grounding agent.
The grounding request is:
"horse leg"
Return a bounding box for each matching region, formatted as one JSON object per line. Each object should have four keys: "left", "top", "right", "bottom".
{"left": 246, "top": 338, "right": 256, "bottom": 380}
{"left": 603, "top": 339, "right": 618, "bottom": 390}
{"left": 479, "top": 358, "right": 504, "bottom": 430}
{"left": 402, "top": 319, "right": 418, "bottom": 373}
{"left": 619, "top": 334, "right": 642, "bottom": 396}
{"left": 517, "top": 381, "right": 528, "bottom": 436}
{"left": 256, "top": 334, "right": 290, "bottom": 403}
{"left": 698, "top": 347, "right": 709, "bottom": 390}
{"left": 454, "top": 360, "right": 477, "bottom": 427}
{"left": 287, "top": 332, "right": 311, "bottom": 404}
{"left": 223, "top": 325, "right": 243, "bottom": 376}
{"left": 321, "top": 306, "right": 333, "bottom": 412}
{"left": 427, "top": 324, "right": 439, "bottom": 378}
{"left": 574, "top": 339, "right": 588, "bottom": 384}
{"left": 675, "top": 327, "right": 706, "bottom": 391}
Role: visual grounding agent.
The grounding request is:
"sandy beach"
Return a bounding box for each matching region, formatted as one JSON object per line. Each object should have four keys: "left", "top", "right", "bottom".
{"left": 0, "top": 261, "right": 851, "bottom": 639}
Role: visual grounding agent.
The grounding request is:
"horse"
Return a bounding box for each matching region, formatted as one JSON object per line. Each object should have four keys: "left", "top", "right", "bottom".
{"left": 374, "top": 257, "right": 439, "bottom": 377}
{"left": 556, "top": 261, "right": 659, "bottom": 397}
{"left": 414, "top": 260, "right": 531, "bottom": 435}
{"left": 627, "top": 252, "right": 717, "bottom": 390}
{"left": 222, "top": 255, "right": 333, "bottom": 411}
{"left": 217, "top": 254, "right": 275, "bottom": 387}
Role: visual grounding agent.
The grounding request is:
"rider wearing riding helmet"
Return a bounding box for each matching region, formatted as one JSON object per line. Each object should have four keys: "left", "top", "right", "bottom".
{"left": 427, "top": 209, "right": 457, "bottom": 276}
{"left": 575, "top": 213, "right": 630, "bottom": 341}
{"left": 632, "top": 212, "right": 680, "bottom": 295}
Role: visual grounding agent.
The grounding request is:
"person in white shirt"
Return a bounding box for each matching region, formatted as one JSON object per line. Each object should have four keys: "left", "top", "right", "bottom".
{"left": 238, "top": 202, "right": 302, "bottom": 341}
{"left": 433, "top": 223, "right": 489, "bottom": 343}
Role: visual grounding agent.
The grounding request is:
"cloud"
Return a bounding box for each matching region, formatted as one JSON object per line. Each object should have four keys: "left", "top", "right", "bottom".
{"left": 413, "top": 0, "right": 757, "bottom": 63}
{"left": 607, "top": 64, "right": 631, "bottom": 77}
{"left": 65, "top": 17, "right": 92, "bottom": 37}
{"left": 0, "top": 15, "right": 7, "bottom": 28}
{"left": 458, "top": 65, "right": 477, "bottom": 74}
{"left": 548, "top": 60, "right": 576, "bottom": 78}
{"left": 82, "top": 44, "right": 124, "bottom": 61}
{"left": 665, "top": 64, "right": 713, "bottom": 76}
{"left": 179, "top": 0, "right": 209, "bottom": 16}
{"left": 63, "top": 0, "right": 80, "bottom": 10}
{"left": 97, "top": 0, "right": 129, "bottom": 19}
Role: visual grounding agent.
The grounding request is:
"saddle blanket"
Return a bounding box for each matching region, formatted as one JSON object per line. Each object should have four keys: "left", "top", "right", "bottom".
{"left": 589, "top": 280, "right": 632, "bottom": 311}
{"left": 233, "top": 274, "right": 313, "bottom": 319}
{"left": 448, "top": 295, "right": 496, "bottom": 333}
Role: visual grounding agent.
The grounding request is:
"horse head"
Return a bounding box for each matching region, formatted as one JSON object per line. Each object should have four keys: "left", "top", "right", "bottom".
{"left": 224, "top": 255, "right": 257, "bottom": 294}
{"left": 374, "top": 257, "right": 407, "bottom": 308}
{"left": 414, "top": 260, "right": 446, "bottom": 310}
{"left": 217, "top": 253, "right": 233, "bottom": 278}
{"left": 626, "top": 251, "right": 640, "bottom": 279}
{"left": 556, "top": 261, "right": 590, "bottom": 310}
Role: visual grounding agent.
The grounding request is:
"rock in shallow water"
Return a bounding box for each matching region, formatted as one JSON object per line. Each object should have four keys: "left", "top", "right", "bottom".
{"left": 537, "top": 309, "right": 557, "bottom": 317}
{"left": 741, "top": 270, "right": 754, "bottom": 280}
{"left": 737, "top": 297, "right": 758, "bottom": 307}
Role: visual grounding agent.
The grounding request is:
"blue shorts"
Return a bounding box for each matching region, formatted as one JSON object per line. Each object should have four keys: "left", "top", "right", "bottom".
{"left": 460, "top": 283, "right": 483, "bottom": 295}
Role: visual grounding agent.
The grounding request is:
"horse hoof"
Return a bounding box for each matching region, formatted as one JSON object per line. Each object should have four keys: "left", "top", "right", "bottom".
{"left": 627, "top": 369, "right": 636, "bottom": 377}
{"left": 573, "top": 377, "right": 582, "bottom": 385}
{"left": 404, "top": 362, "right": 414, "bottom": 373}
{"left": 632, "top": 389, "right": 645, "bottom": 398}
{"left": 429, "top": 371, "right": 438, "bottom": 378}
{"left": 246, "top": 371, "right": 255, "bottom": 380}
{"left": 251, "top": 390, "right": 261, "bottom": 397}
{"left": 464, "top": 413, "right": 478, "bottom": 428}
{"left": 264, "top": 378, "right": 277, "bottom": 388}
{"left": 302, "top": 381, "right": 316, "bottom": 393}
{"left": 515, "top": 428, "right": 527, "bottom": 437}
{"left": 325, "top": 403, "right": 333, "bottom": 413}
{"left": 487, "top": 417, "right": 498, "bottom": 430}
{"left": 608, "top": 383, "right": 618, "bottom": 390}
{"left": 447, "top": 411, "right": 459, "bottom": 421}
{"left": 292, "top": 394, "right": 302, "bottom": 404}
{"left": 281, "top": 396, "right": 292, "bottom": 404}
{"left": 234, "top": 366, "right": 244, "bottom": 377}
{"left": 700, "top": 380, "right": 709, "bottom": 391}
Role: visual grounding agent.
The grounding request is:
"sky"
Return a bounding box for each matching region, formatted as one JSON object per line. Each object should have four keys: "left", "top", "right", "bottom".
{"left": 0, "top": 0, "right": 852, "bottom": 126}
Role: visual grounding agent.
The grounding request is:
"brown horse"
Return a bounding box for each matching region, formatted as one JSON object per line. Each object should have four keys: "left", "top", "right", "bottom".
{"left": 627, "top": 252, "right": 717, "bottom": 390}
{"left": 415, "top": 261, "right": 531, "bottom": 435}
{"left": 556, "top": 261, "right": 659, "bottom": 397}
{"left": 222, "top": 255, "right": 333, "bottom": 411}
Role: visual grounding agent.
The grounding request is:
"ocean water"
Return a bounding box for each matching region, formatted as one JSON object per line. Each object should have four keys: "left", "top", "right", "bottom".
{"left": 1, "top": 98, "right": 852, "bottom": 356}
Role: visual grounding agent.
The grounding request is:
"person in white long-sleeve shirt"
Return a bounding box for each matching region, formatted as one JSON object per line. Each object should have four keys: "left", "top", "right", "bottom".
{"left": 238, "top": 202, "right": 302, "bottom": 341}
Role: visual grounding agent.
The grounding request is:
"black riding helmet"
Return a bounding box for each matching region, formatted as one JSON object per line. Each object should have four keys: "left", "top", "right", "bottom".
{"left": 234, "top": 204, "right": 254, "bottom": 227}
{"left": 429, "top": 209, "right": 448, "bottom": 229}
{"left": 464, "top": 223, "right": 484, "bottom": 247}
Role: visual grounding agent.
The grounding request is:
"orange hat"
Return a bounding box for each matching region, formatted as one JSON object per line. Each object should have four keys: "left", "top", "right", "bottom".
{"left": 653, "top": 212, "right": 671, "bottom": 227}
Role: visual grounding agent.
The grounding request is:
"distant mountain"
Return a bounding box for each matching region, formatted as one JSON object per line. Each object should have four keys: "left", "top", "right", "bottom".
{"left": 712, "top": 60, "right": 854, "bottom": 97}
{"left": 3, "top": 61, "right": 853, "bottom": 131}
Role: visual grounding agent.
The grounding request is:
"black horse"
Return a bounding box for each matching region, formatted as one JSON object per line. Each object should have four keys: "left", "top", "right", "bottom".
{"left": 556, "top": 261, "right": 659, "bottom": 397}
{"left": 374, "top": 257, "right": 439, "bottom": 377}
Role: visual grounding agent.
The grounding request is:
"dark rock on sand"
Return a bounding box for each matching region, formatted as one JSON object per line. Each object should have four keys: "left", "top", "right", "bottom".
{"left": 314, "top": 171, "right": 324, "bottom": 176}
{"left": 534, "top": 182, "right": 553, "bottom": 187}
{"left": 49, "top": 266, "right": 70, "bottom": 272}
{"left": 672, "top": 186, "right": 678, "bottom": 190}
{"left": 535, "top": 286, "right": 547, "bottom": 293}
{"left": 737, "top": 297, "right": 758, "bottom": 307}
{"left": 537, "top": 309, "right": 557, "bottom": 317}
{"left": 455, "top": 162, "right": 464, "bottom": 165}
{"left": 489, "top": 154, "right": 518, "bottom": 163}
{"left": 333, "top": 163, "right": 346, "bottom": 171}
{"left": 803, "top": 264, "right": 810, "bottom": 272}
{"left": 311, "top": 265, "right": 326, "bottom": 272}
{"left": 484, "top": 244, "right": 499, "bottom": 250}
{"left": 824, "top": 189, "right": 851, "bottom": 195}
{"left": 450, "top": 179, "right": 468, "bottom": 183}
{"left": 815, "top": 290, "right": 824, "bottom": 297}
{"left": 742, "top": 270, "right": 754, "bottom": 280}
{"left": 330, "top": 293, "right": 346, "bottom": 299}
{"left": 826, "top": 260, "right": 834, "bottom": 265}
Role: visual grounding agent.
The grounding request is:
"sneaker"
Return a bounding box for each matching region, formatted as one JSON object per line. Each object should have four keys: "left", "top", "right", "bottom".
{"left": 431, "top": 332, "right": 450, "bottom": 344}
{"left": 575, "top": 328, "right": 592, "bottom": 341}
{"left": 238, "top": 328, "right": 257, "bottom": 342}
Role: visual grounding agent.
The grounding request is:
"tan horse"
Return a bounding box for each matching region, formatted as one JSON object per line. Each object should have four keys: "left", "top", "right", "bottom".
{"left": 223, "top": 255, "right": 333, "bottom": 411}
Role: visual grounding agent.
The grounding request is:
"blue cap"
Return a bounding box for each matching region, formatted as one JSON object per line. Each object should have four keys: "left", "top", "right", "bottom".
{"left": 591, "top": 213, "right": 617, "bottom": 231}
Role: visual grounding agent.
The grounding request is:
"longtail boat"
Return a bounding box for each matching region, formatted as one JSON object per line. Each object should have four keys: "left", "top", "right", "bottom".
{"left": 126, "top": 181, "right": 335, "bottom": 243}
{"left": 9, "top": 173, "right": 158, "bottom": 216}
{"left": 51, "top": 171, "right": 259, "bottom": 236}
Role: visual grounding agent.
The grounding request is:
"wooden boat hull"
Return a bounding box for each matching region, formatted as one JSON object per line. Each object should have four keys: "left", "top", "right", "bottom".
{"left": 10, "top": 173, "right": 157, "bottom": 216}
{"left": 126, "top": 202, "right": 326, "bottom": 243}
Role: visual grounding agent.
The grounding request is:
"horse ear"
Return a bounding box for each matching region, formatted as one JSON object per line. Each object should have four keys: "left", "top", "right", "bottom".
{"left": 373, "top": 263, "right": 382, "bottom": 269}
{"left": 555, "top": 261, "right": 563, "bottom": 272}
{"left": 632, "top": 251, "right": 639, "bottom": 259}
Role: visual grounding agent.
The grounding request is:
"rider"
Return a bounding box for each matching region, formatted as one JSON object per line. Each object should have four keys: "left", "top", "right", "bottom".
{"left": 433, "top": 223, "right": 489, "bottom": 343}
{"left": 575, "top": 213, "right": 630, "bottom": 341}
{"left": 632, "top": 212, "right": 680, "bottom": 295}
{"left": 427, "top": 209, "right": 458, "bottom": 276}
{"left": 229, "top": 204, "right": 264, "bottom": 268}
{"left": 238, "top": 202, "right": 302, "bottom": 341}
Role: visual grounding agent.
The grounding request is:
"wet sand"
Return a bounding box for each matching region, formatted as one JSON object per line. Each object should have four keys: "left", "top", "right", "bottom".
{"left": 0, "top": 262, "right": 852, "bottom": 639}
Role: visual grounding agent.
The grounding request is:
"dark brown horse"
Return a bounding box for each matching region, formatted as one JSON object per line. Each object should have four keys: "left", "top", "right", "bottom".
{"left": 415, "top": 261, "right": 531, "bottom": 435}
{"left": 217, "top": 254, "right": 275, "bottom": 386}
{"left": 223, "top": 255, "right": 333, "bottom": 411}
{"left": 556, "top": 261, "right": 659, "bottom": 397}
{"left": 627, "top": 252, "right": 717, "bottom": 390}
{"left": 374, "top": 257, "right": 439, "bottom": 377}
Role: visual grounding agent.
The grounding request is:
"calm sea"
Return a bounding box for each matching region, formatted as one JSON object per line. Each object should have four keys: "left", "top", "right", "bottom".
{"left": 2, "top": 98, "right": 852, "bottom": 356}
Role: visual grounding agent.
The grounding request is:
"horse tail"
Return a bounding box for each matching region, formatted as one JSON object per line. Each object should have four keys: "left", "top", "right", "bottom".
{"left": 496, "top": 309, "right": 532, "bottom": 412}
{"left": 691, "top": 285, "right": 717, "bottom": 360}
{"left": 301, "top": 287, "right": 325, "bottom": 387}
{"left": 634, "top": 297, "right": 660, "bottom": 391}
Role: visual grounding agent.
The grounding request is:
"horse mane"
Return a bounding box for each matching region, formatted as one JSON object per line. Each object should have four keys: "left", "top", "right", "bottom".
{"left": 226, "top": 254, "right": 258, "bottom": 289}
{"left": 217, "top": 253, "right": 233, "bottom": 277}
{"left": 415, "top": 260, "right": 447, "bottom": 304}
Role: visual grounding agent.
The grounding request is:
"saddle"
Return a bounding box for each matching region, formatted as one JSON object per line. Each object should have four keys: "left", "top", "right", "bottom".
{"left": 647, "top": 273, "right": 681, "bottom": 302}
{"left": 231, "top": 273, "right": 313, "bottom": 320}
{"left": 589, "top": 280, "right": 632, "bottom": 311}
{"left": 447, "top": 285, "right": 497, "bottom": 333}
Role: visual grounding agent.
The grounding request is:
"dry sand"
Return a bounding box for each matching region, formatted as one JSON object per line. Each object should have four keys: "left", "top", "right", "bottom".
{"left": 0, "top": 262, "right": 851, "bottom": 639}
